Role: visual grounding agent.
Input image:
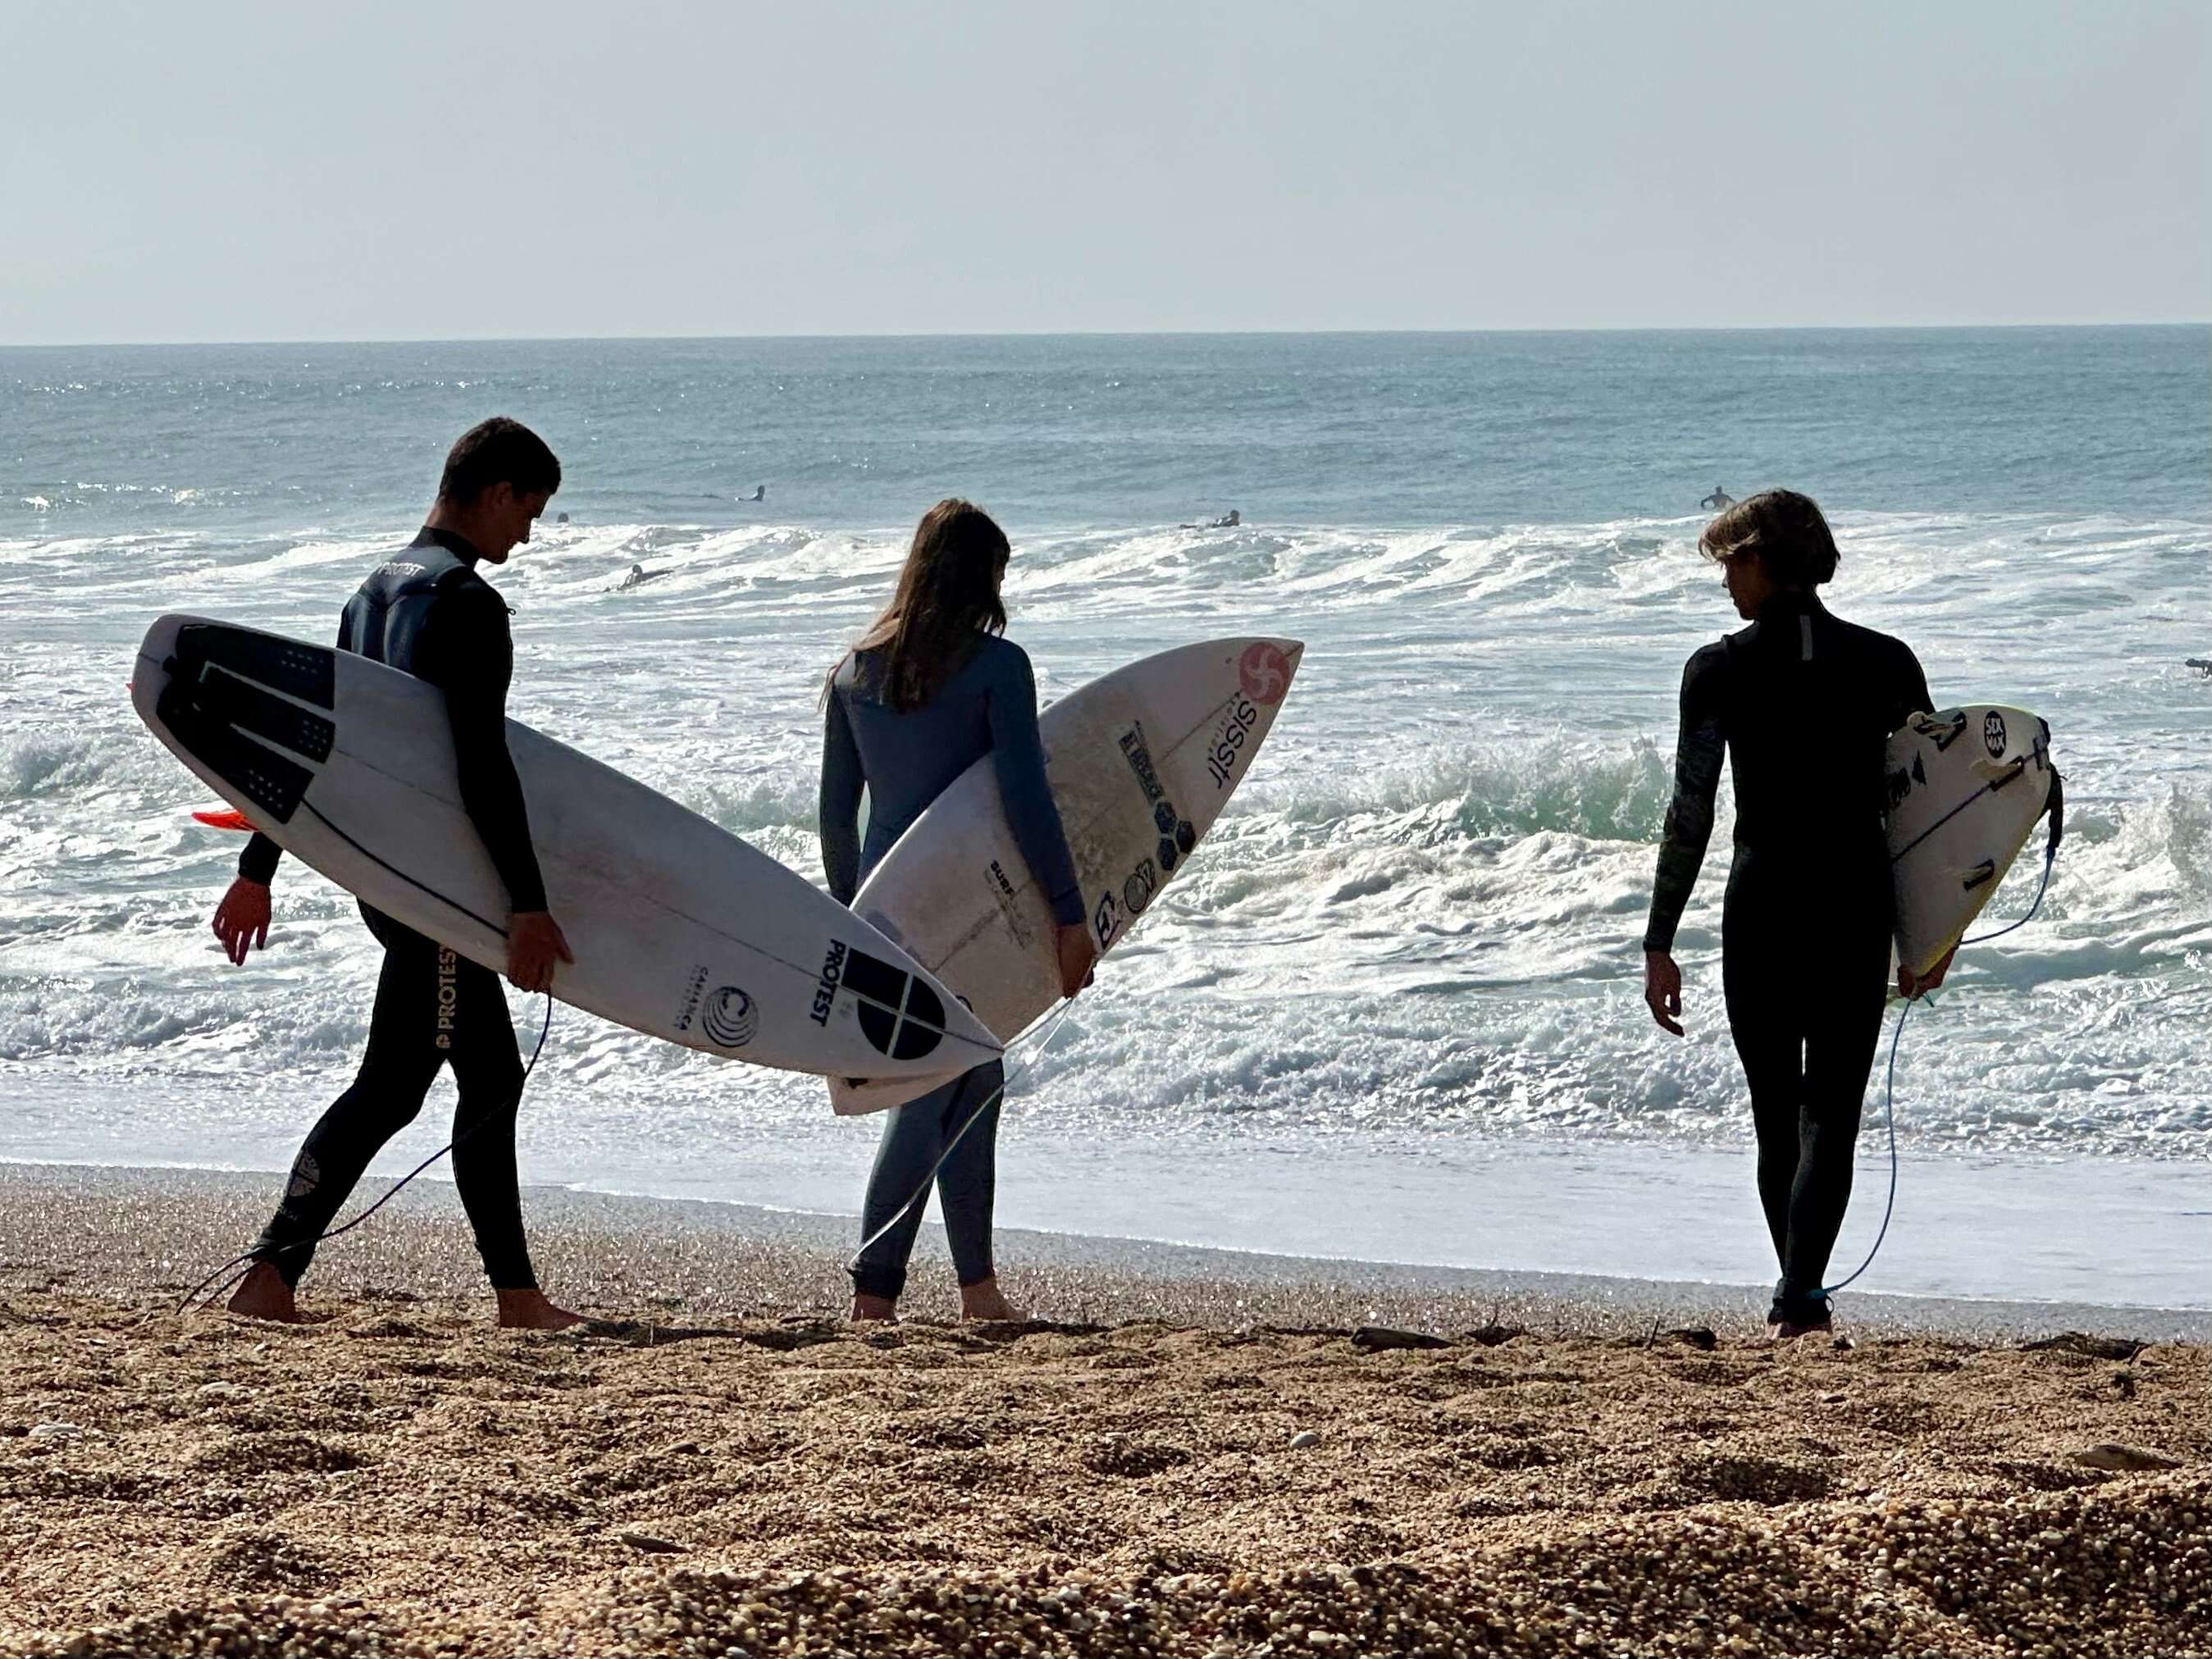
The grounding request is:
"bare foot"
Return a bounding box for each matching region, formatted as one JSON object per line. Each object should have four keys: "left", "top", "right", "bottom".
{"left": 1767, "top": 1313, "right": 1835, "bottom": 1342}
{"left": 495, "top": 1289, "right": 586, "bottom": 1331}
{"left": 226, "top": 1261, "right": 300, "bottom": 1323}
{"left": 959, "top": 1278, "right": 1025, "bottom": 1323}
{"left": 851, "top": 1292, "right": 898, "bottom": 1323}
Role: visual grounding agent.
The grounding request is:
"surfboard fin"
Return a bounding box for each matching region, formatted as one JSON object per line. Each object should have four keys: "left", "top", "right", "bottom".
{"left": 191, "top": 808, "right": 256, "bottom": 832}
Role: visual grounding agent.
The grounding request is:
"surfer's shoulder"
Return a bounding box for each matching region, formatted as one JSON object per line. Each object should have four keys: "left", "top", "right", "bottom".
{"left": 1687, "top": 636, "right": 1735, "bottom": 677}
{"left": 969, "top": 632, "right": 1035, "bottom": 683}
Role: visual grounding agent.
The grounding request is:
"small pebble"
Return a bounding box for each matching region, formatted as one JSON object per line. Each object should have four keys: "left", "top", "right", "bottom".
{"left": 1288, "top": 1430, "right": 1321, "bottom": 1450}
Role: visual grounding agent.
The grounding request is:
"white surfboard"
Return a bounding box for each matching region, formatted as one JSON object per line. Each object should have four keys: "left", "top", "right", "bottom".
{"left": 1887, "top": 704, "right": 2056, "bottom": 978}
{"left": 132, "top": 613, "right": 1001, "bottom": 1082}
{"left": 829, "top": 637, "right": 1303, "bottom": 1114}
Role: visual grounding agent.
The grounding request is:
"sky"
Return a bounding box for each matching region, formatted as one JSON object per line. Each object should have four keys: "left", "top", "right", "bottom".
{"left": 1, "top": 0, "right": 2206, "bottom": 343}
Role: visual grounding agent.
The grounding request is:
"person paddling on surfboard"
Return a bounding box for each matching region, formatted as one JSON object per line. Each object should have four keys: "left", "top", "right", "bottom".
{"left": 209, "top": 418, "right": 583, "bottom": 1331}
{"left": 820, "top": 499, "right": 1097, "bottom": 1324}
{"left": 1641, "top": 490, "right": 1950, "bottom": 1341}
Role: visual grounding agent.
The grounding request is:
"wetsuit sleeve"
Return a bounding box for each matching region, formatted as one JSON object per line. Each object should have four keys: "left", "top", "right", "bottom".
{"left": 435, "top": 588, "right": 548, "bottom": 915}
{"left": 1892, "top": 640, "right": 1934, "bottom": 730}
{"left": 1644, "top": 645, "right": 1728, "bottom": 955}
{"left": 819, "top": 688, "right": 864, "bottom": 905}
{"left": 985, "top": 646, "right": 1086, "bottom": 927}
{"left": 238, "top": 832, "right": 281, "bottom": 884}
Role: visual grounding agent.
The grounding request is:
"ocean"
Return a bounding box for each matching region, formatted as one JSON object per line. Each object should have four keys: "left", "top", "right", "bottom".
{"left": 3, "top": 328, "right": 2207, "bottom": 1306}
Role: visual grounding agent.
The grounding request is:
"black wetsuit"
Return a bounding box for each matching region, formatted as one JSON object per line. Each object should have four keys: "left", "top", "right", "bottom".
{"left": 1644, "top": 591, "right": 1932, "bottom": 1324}
{"left": 242, "top": 527, "right": 548, "bottom": 1290}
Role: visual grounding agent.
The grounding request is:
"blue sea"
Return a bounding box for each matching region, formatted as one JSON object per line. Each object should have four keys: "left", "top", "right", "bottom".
{"left": 2, "top": 328, "right": 2207, "bottom": 1306}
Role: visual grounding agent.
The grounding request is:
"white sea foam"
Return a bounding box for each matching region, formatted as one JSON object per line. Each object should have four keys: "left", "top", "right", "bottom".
{"left": 4, "top": 506, "right": 2208, "bottom": 1188}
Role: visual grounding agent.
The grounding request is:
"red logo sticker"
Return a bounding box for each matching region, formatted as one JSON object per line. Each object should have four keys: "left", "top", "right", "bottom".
{"left": 1238, "top": 641, "right": 1292, "bottom": 706}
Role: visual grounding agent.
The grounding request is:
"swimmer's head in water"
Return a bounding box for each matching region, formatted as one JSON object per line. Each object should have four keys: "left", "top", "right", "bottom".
{"left": 1699, "top": 488, "right": 1839, "bottom": 592}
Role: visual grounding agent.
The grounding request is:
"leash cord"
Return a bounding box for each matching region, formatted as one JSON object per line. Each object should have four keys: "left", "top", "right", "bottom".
{"left": 1822, "top": 825, "right": 2059, "bottom": 1299}
{"left": 177, "top": 993, "right": 554, "bottom": 1315}
{"left": 846, "top": 998, "right": 1083, "bottom": 1277}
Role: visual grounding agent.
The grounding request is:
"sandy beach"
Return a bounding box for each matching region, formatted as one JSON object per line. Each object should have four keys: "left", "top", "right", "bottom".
{"left": 1, "top": 1163, "right": 2205, "bottom": 1657}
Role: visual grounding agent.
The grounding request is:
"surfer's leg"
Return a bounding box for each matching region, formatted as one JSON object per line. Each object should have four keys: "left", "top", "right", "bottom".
{"left": 1722, "top": 891, "right": 1804, "bottom": 1269}
{"left": 249, "top": 927, "right": 444, "bottom": 1286}
{"left": 442, "top": 946, "right": 536, "bottom": 1292}
{"left": 851, "top": 1076, "right": 961, "bottom": 1304}
{"left": 1781, "top": 925, "right": 1889, "bottom": 1303}
{"left": 932, "top": 1061, "right": 1006, "bottom": 1289}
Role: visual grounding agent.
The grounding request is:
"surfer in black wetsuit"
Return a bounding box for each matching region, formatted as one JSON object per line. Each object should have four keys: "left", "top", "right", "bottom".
{"left": 210, "top": 418, "right": 582, "bottom": 1329}
{"left": 1642, "top": 490, "right": 1945, "bottom": 1339}
{"left": 1701, "top": 485, "right": 1734, "bottom": 511}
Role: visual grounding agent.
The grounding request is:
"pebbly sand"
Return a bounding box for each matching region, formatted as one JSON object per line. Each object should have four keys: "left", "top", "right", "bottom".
{"left": 1, "top": 1162, "right": 2206, "bottom": 1657}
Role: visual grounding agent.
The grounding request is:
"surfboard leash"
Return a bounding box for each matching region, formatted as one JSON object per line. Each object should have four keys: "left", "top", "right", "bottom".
{"left": 1823, "top": 770, "right": 2065, "bottom": 1300}
{"left": 176, "top": 993, "right": 556, "bottom": 1315}
{"left": 846, "top": 997, "right": 1084, "bottom": 1278}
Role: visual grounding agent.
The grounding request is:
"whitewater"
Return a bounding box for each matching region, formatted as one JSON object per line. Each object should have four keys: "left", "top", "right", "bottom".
{"left": 2, "top": 330, "right": 2206, "bottom": 1306}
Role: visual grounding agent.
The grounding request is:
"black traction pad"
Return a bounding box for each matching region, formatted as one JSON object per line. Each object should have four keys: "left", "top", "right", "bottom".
{"left": 158, "top": 625, "right": 338, "bottom": 824}
{"left": 156, "top": 677, "right": 315, "bottom": 823}
{"left": 175, "top": 622, "right": 335, "bottom": 709}
{"left": 190, "top": 665, "right": 335, "bottom": 763}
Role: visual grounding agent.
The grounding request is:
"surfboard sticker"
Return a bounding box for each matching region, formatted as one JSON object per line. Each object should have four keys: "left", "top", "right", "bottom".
{"left": 1886, "top": 704, "right": 2054, "bottom": 978}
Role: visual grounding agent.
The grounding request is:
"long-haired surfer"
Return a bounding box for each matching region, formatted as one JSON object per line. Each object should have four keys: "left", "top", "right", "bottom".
{"left": 209, "top": 419, "right": 583, "bottom": 1330}
{"left": 819, "top": 499, "right": 1097, "bottom": 1323}
{"left": 1640, "top": 490, "right": 1944, "bottom": 1339}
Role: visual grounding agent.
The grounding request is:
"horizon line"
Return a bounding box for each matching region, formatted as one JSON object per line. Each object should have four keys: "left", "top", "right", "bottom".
{"left": 3, "top": 319, "right": 2208, "bottom": 351}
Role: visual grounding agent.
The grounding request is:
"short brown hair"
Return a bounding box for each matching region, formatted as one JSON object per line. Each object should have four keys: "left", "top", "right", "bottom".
{"left": 437, "top": 417, "right": 561, "bottom": 505}
{"left": 1699, "top": 489, "right": 1840, "bottom": 586}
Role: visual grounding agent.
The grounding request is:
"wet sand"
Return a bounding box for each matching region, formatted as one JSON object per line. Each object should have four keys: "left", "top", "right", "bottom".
{"left": 2, "top": 1163, "right": 2206, "bottom": 1656}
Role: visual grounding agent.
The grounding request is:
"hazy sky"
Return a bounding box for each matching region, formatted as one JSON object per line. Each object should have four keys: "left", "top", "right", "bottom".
{"left": 2, "top": 1, "right": 2205, "bottom": 342}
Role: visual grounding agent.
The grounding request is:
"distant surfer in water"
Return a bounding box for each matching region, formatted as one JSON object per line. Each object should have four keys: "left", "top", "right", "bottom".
{"left": 819, "top": 499, "right": 1097, "bottom": 1323}
{"left": 744, "top": 485, "right": 765, "bottom": 503}
{"left": 1700, "top": 485, "right": 1734, "bottom": 511}
{"left": 210, "top": 419, "right": 582, "bottom": 1330}
{"left": 1642, "top": 490, "right": 1943, "bottom": 1340}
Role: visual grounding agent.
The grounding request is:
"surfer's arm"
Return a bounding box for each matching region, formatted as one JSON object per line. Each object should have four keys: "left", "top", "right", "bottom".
{"left": 1896, "top": 642, "right": 1934, "bottom": 726}
{"left": 1644, "top": 645, "right": 1726, "bottom": 955}
{"left": 984, "top": 646, "right": 1086, "bottom": 927}
{"left": 438, "top": 592, "right": 549, "bottom": 915}
{"left": 819, "top": 690, "right": 864, "bottom": 905}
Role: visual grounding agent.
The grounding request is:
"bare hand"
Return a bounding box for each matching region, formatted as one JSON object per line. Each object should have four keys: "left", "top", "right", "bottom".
{"left": 1644, "top": 949, "right": 1684, "bottom": 1036}
{"left": 507, "top": 910, "right": 573, "bottom": 994}
{"left": 1899, "top": 942, "right": 1958, "bottom": 1001}
{"left": 212, "top": 877, "right": 271, "bottom": 966}
{"left": 1055, "top": 923, "right": 1098, "bottom": 1000}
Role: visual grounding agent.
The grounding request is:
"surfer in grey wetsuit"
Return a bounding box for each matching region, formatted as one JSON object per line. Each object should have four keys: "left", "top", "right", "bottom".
{"left": 819, "top": 498, "right": 1097, "bottom": 1322}
{"left": 208, "top": 418, "right": 581, "bottom": 1330}
{"left": 1642, "top": 490, "right": 1942, "bottom": 1339}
